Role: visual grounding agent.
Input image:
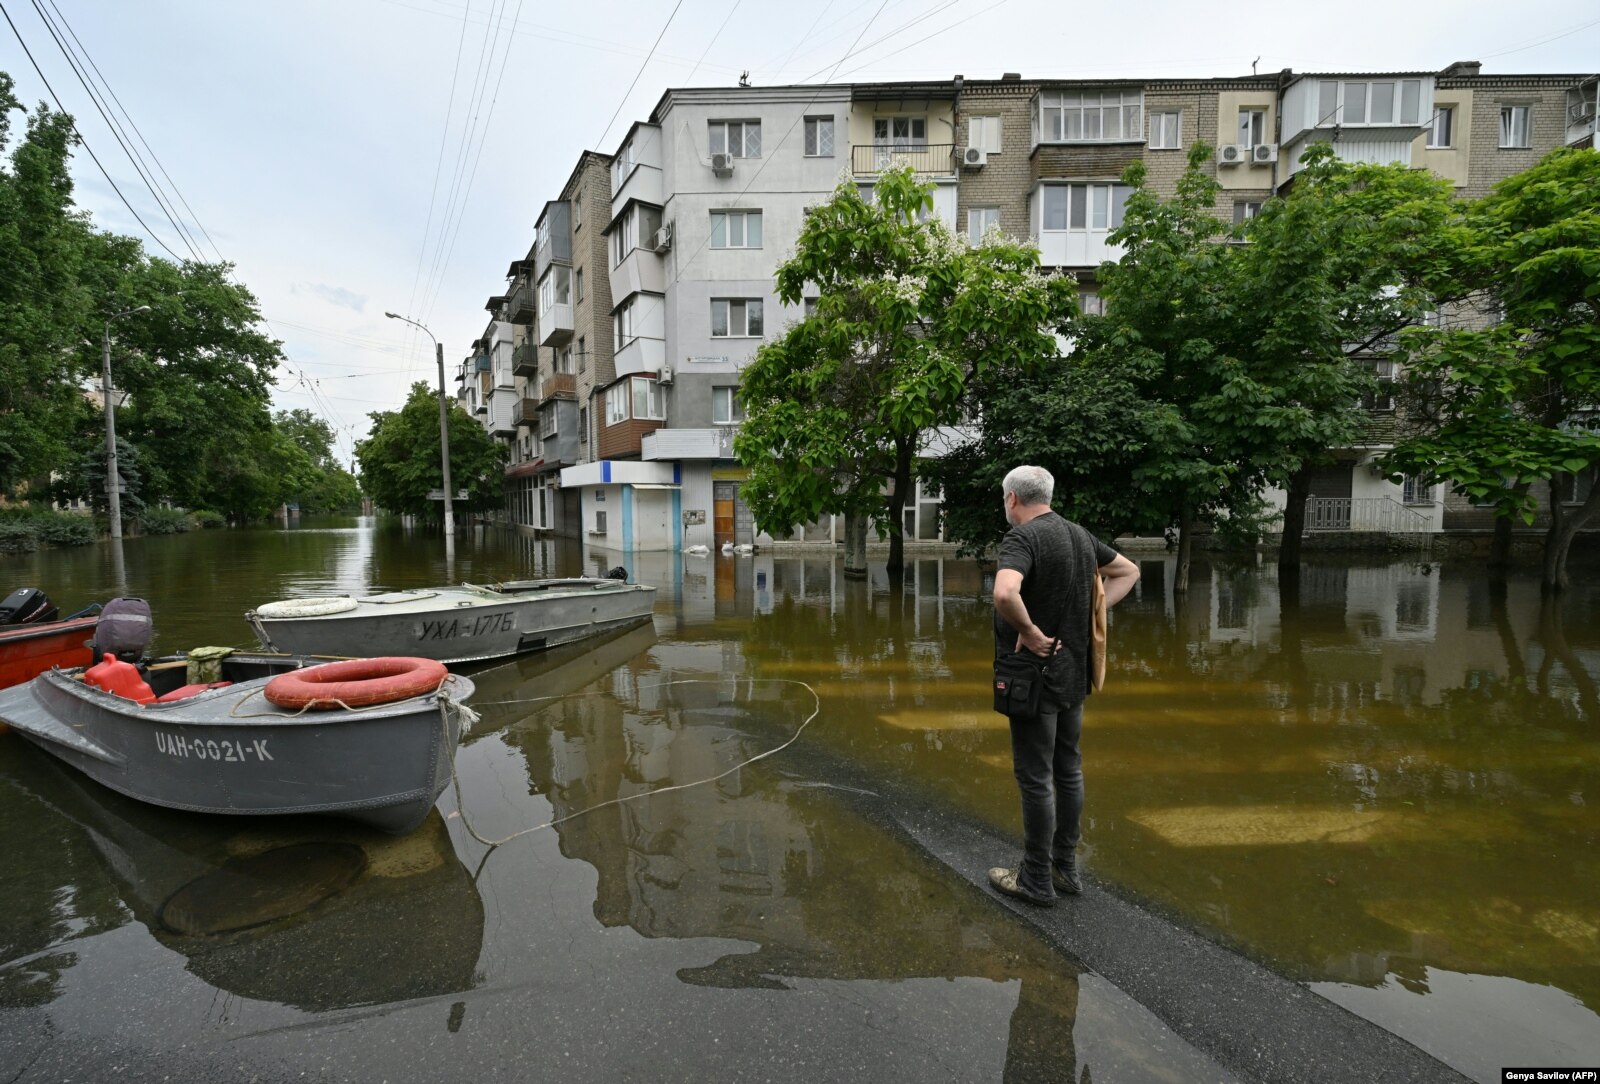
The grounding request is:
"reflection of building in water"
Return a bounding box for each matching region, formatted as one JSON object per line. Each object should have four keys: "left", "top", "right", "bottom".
{"left": 518, "top": 638, "right": 1089, "bottom": 1076}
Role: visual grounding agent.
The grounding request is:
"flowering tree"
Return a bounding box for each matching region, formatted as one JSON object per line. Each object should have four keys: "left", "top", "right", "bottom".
{"left": 735, "top": 167, "right": 1077, "bottom": 575}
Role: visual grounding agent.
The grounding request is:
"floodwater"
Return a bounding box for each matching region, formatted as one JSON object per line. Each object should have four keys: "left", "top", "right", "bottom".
{"left": 1, "top": 516, "right": 1596, "bottom": 1083}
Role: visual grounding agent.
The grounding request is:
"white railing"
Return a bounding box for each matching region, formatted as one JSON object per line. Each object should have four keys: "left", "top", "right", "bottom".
{"left": 1304, "top": 497, "right": 1429, "bottom": 533}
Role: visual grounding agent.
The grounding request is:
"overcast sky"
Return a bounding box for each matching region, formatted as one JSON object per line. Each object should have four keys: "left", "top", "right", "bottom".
{"left": 2, "top": 0, "right": 1595, "bottom": 466}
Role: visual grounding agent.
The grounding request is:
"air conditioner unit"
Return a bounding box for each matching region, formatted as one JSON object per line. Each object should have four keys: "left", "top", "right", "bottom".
{"left": 962, "top": 146, "right": 988, "bottom": 168}
{"left": 651, "top": 222, "right": 674, "bottom": 252}
{"left": 1252, "top": 142, "right": 1279, "bottom": 164}
{"left": 1217, "top": 144, "right": 1245, "bottom": 166}
{"left": 711, "top": 152, "right": 735, "bottom": 176}
{"left": 657, "top": 365, "right": 673, "bottom": 384}
{"left": 1570, "top": 100, "right": 1597, "bottom": 122}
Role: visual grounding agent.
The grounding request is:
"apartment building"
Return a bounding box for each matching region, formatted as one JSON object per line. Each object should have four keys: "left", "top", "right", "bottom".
{"left": 466, "top": 63, "right": 1597, "bottom": 551}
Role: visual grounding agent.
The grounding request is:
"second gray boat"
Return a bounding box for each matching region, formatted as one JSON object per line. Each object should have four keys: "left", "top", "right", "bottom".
{"left": 246, "top": 578, "right": 658, "bottom": 665}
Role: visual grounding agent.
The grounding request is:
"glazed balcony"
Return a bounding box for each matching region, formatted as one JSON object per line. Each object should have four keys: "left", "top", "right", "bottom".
{"left": 512, "top": 341, "right": 537, "bottom": 377}
{"left": 538, "top": 303, "right": 573, "bottom": 346}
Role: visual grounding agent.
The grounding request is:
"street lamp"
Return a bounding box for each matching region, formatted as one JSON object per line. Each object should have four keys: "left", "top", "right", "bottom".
{"left": 102, "top": 305, "right": 150, "bottom": 540}
{"left": 383, "top": 312, "right": 456, "bottom": 538}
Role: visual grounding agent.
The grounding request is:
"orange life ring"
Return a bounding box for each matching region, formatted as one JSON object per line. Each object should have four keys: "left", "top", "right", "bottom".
{"left": 264, "top": 657, "right": 449, "bottom": 710}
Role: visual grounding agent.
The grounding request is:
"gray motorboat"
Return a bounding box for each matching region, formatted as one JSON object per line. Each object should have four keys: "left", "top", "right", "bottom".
{"left": 0, "top": 650, "right": 475, "bottom": 835}
{"left": 245, "top": 578, "right": 657, "bottom": 664}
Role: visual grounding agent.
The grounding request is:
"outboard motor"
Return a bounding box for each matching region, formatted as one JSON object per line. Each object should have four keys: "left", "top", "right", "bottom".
{"left": 605, "top": 566, "right": 629, "bottom": 582}
{"left": 89, "top": 597, "right": 155, "bottom": 662}
{"left": 0, "top": 587, "right": 58, "bottom": 625}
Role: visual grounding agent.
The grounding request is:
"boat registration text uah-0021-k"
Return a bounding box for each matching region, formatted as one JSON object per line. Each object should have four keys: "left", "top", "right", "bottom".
{"left": 155, "top": 732, "right": 273, "bottom": 762}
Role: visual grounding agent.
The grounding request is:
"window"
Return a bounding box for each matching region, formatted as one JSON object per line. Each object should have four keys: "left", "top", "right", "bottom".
{"left": 1040, "top": 184, "right": 1132, "bottom": 231}
{"left": 579, "top": 406, "right": 588, "bottom": 442}
{"left": 606, "top": 384, "right": 628, "bottom": 424}
{"left": 539, "top": 266, "right": 571, "bottom": 314}
{"left": 712, "top": 386, "right": 745, "bottom": 424}
{"left": 555, "top": 346, "right": 574, "bottom": 375}
{"left": 710, "top": 120, "right": 761, "bottom": 157}
{"left": 803, "top": 296, "right": 819, "bottom": 317}
{"left": 1401, "top": 475, "right": 1432, "bottom": 504}
{"left": 1079, "top": 289, "right": 1105, "bottom": 316}
{"left": 574, "top": 195, "right": 583, "bottom": 230}
{"left": 615, "top": 299, "right": 635, "bottom": 347}
{"left": 575, "top": 268, "right": 584, "bottom": 303}
{"left": 540, "top": 404, "right": 558, "bottom": 438}
{"left": 1149, "top": 111, "right": 1181, "bottom": 149}
{"left": 711, "top": 298, "right": 764, "bottom": 337}
{"left": 1317, "top": 80, "right": 1424, "bottom": 126}
{"left": 1237, "top": 108, "right": 1266, "bottom": 148}
{"left": 1364, "top": 358, "right": 1397, "bottom": 411}
{"left": 873, "top": 116, "right": 927, "bottom": 147}
{"left": 1427, "top": 106, "right": 1454, "bottom": 148}
{"left": 630, "top": 376, "right": 664, "bottom": 420}
{"left": 968, "top": 115, "right": 1002, "bottom": 153}
{"left": 1035, "top": 89, "right": 1142, "bottom": 142}
{"left": 1499, "top": 105, "right": 1530, "bottom": 148}
{"left": 612, "top": 140, "right": 635, "bottom": 190}
{"left": 1233, "top": 200, "right": 1262, "bottom": 225}
{"left": 967, "top": 207, "right": 1001, "bottom": 243}
{"left": 577, "top": 335, "right": 586, "bottom": 373}
{"left": 804, "top": 116, "right": 834, "bottom": 156}
{"left": 594, "top": 510, "right": 607, "bottom": 534}
{"left": 710, "top": 210, "right": 763, "bottom": 249}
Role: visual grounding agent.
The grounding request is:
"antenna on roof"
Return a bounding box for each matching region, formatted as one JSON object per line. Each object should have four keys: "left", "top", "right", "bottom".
{"left": 739, "top": 70, "right": 751, "bottom": 87}
{"left": 1252, "top": 56, "right": 1261, "bottom": 76}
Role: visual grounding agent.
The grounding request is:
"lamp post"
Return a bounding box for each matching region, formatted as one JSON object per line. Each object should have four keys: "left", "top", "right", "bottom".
{"left": 383, "top": 312, "right": 456, "bottom": 539}
{"left": 102, "top": 305, "right": 150, "bottom": 540}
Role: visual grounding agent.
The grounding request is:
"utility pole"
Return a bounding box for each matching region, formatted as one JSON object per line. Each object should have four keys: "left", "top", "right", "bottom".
{"left": 102, "top": 306, "right": 149, "bottom": 539}
{"left": 384, "top": 312, "right": 455, "bottom": 539}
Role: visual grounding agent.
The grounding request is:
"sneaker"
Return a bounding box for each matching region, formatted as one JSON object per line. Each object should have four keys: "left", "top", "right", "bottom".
{"left": 1052, "top": 860, "right": 1082, "bottom": 895}
{"left": 987, "top": 867, "right": 1056, "bottom": 907}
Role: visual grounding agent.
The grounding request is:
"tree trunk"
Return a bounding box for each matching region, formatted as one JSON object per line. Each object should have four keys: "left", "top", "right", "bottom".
{"left": 1174, "top": 505, "right": 1194, "bottom": 594}
{"left": 1542, "top": 478, "right": 1600, "bottom": 594}
{"left": 884, "top": 437, "right": 913, "bottom": 580}
{"left": 842, "top": 511, "right": 868, "bottom": 579}
{"left": 1278, "top": 467, "right": 1310, "bottom": 570}
{"left": 1488, "top": 514, "right": 1514, "bottom": 570}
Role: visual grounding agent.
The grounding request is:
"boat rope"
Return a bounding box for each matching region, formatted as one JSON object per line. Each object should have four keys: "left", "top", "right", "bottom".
{"left": 445, "top": 677, "right": 821, "bottom": 852}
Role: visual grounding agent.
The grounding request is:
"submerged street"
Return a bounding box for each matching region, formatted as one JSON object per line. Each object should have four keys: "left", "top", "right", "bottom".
{"left": 1, "top": 517, "right": 1597, "bottom": 1082}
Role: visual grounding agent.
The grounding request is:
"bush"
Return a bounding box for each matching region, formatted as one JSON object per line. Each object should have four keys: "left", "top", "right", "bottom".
{"left": 1208, "top": 496, "right": 1284, "bottom": 552}
{"left": 140, "top": 506, "right": 191, "bottom": 535}
{"left": 191, "top": 510, "right": 226, "bottom": 529}
{"left": 35, "top": 513, "right": 98, "bottom": 546}
{"left": 0, "top": 520, "right": 40, "bottom": 554}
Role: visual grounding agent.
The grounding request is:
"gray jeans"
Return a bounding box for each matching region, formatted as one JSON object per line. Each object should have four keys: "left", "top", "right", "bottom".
{"left": 1007, "top": 698, "right": 1085, "bottom": 898}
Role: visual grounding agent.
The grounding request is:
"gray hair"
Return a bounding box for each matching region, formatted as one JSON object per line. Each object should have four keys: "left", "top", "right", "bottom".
{"left": 1003, "top": 465, "right": 1054, "bottom": 507}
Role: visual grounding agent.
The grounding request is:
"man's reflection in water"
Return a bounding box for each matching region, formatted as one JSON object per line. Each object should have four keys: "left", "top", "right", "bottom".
{"left": 1004, "top": 969, "right": 1080, "bottom": 1083}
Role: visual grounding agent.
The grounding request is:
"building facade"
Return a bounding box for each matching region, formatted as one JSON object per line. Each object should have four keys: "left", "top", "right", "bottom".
{"left": 461, "top": 63, "right": 1597, "bottom": 551}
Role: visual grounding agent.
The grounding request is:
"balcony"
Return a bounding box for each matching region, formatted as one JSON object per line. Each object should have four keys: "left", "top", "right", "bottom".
{"left": 852, "top": 143, "right": 955, "bottom": 176}
{"left": 507, "top": 280, "right": 535, "bottom": 325}
{"left": 512, "top": 341, "right": 537, "bottom": 377}
{"left": 642, "top": 427, "right": 736, "bottom": 461}
{"left": 538, "top": 303, "right": 573, "bottom": 346}
{"left": 540, "top": 372, "right": 576, "bottom": 403}
{"left": 614, "top": 335, "right": 666, "bottom": 378}
{"left": 516, "top": 398, "right": 539, "bottom": 427}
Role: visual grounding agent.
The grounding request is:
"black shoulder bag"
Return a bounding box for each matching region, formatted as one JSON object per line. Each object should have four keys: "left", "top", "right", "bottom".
{"left": 993, "top": 638, "right": 1060, "bottom": 718}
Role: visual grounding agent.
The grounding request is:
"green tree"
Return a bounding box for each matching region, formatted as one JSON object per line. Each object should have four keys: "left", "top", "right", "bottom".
{"left": 1386, "top": 147, "right": 1600, "bottom": 591}
{"left": 735, "top": 167, "right": 1077, "bottom": 576}
{"left": 0, "top": 74, "right": 97, "bottom": 494}
{"left": 356, "top": 382, "right": 504, "bottom": 519}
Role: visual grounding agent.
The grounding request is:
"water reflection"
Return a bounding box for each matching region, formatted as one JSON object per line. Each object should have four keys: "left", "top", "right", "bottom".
{"left": 3, "top": 521, "right": 1597, "bottom": 1077}
{"left": 0, "top": 743, "right": 484, "bottom": 1012}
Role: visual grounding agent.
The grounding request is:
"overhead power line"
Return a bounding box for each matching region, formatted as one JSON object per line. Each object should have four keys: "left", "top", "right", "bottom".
{"left": 0, "top": 0, "right": 187, "bottom": 262}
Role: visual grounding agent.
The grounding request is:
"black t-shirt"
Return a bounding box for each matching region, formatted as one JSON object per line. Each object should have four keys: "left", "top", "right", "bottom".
{"left": 994, "top": 512, "right": 1119, "bottom": 702}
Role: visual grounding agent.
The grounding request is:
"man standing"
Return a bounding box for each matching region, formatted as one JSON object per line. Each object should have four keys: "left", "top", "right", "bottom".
{"left": 988, "top": 465, "right": 1140, "bottom": 906}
